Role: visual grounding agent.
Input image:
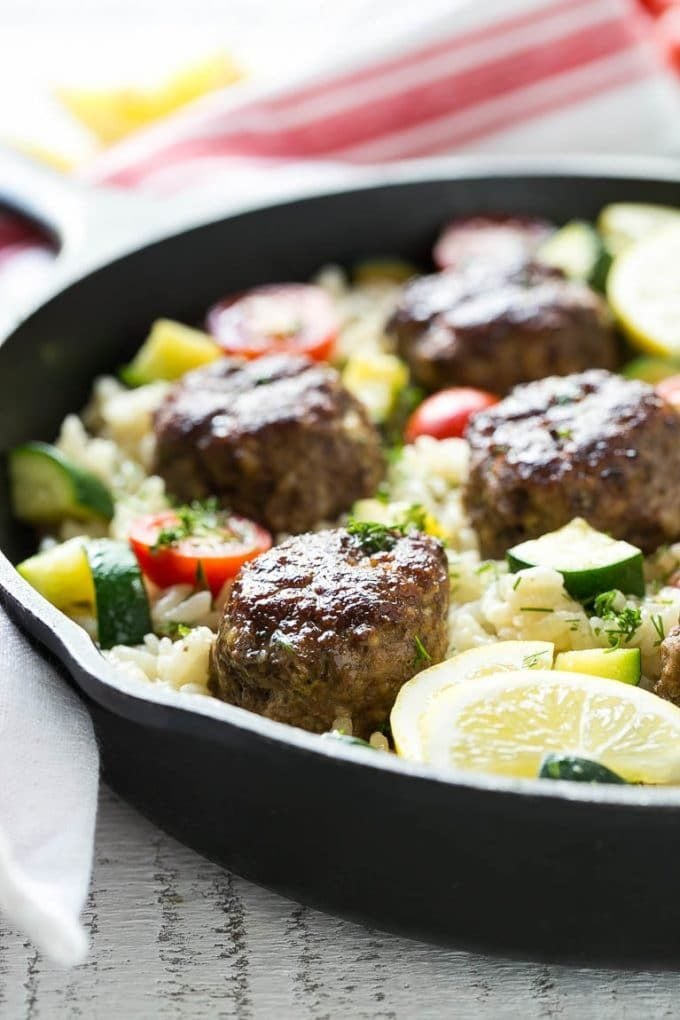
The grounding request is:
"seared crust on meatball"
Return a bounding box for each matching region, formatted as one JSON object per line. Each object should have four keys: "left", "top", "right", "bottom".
{"left": 464, "top": 370, "right": 680, "bottom": 558}
{"left": 654, "top": 625, "right": 680, "bottom": 706}
{"left": 154, "top": 355, "right": 384, "bottom": 534}
{"left": 211, "top": 527, "right": 450, "bottom": 736}
{"left": 390, "top": 273, "right": 618, "bottom": 394}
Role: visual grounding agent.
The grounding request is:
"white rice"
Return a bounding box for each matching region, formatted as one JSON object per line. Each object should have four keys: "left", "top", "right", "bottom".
{"left": 36, "top": 276, "right": 680, "bottom": 702}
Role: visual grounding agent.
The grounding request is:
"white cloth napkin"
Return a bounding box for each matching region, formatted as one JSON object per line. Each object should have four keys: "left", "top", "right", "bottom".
{"left": 1, "top": 0, "right": 678, "bottom": 966}
{"left": 0, "top": 609, "right": 98, "bottom": 964}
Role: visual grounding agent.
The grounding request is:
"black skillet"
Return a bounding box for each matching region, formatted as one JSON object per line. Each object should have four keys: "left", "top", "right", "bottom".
{"left": 1, "top": 150, "right": 680, "bottom": 964}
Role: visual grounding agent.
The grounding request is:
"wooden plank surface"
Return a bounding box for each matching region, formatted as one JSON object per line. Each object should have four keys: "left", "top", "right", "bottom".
{"left": 2, "top": 785, "right": 680, "bottom": 1018}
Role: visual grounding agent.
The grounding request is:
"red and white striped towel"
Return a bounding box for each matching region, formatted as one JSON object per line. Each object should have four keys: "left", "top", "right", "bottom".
{"left": 0, "top": 0, "right": 677, "bottom": 297}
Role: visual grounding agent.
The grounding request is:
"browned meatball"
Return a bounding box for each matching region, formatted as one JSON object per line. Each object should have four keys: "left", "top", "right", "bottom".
{"left": 654, "top": 625, "right": 680, "bottom": 706}
{"left": 154, "top": 355, "right": 384, "bottom": 534}
{"left": 211, "top": 527, "right": 450, "bottom": 736}
{"left": 464, "top": 370, "right": 680, "bottom": 558}
{"left": 390, "top": 272, "right": 618, "bottom": 394}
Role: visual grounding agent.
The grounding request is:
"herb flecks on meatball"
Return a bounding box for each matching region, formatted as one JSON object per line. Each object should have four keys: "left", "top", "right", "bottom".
{"left": 464, "top": 369, "right": 680, "bottom": 558}
{"left": 211, "top": 526, "right": 450, "bottom": 736}
{"left": 153, "top": 354, "right": 385, "bottom": 535}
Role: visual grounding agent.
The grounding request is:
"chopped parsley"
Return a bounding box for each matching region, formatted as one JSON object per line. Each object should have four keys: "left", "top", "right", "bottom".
{"left": 556, "top": 427, "right": 572, "bottom": 440}
{"left": 152, "top": 498, "right": 223, "bottom": 551}
{"left": 272, "top": 633, "right": 294, "bottom": 653}
{"left": 414, "top": 635, "right": 432, "bottom": 664}
{"left": 347, "top": 504, "right": 431, "bottom": 554}
{"left": 347, "top": 519, "right": 400, "bottom": 554}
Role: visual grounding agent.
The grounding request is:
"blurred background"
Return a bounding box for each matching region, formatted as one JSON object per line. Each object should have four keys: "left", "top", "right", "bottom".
{"left": 1, "top": 0, "right": 679, "bottom": 317}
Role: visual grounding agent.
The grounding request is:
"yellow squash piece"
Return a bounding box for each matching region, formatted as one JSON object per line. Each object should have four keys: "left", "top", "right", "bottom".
{"left": 391, "top": 641, "right": 554, "bottom": 762}
{"left": 122, "top": 319, "right": 222, "bottom": 385}
{"left": 342, "top": 353, "right": 408, "bottom": 423}
{"left": 18, "top": 539, "right": 95, "bottom": 614}
{"left": 420, "top": 669, "right": 680, "bottom": 785}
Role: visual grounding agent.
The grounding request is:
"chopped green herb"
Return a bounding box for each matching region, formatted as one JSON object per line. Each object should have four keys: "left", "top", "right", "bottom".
{"left": 159, "top": 621, "right": 193, "bottom": 639}
{"left": 519, "top": 606, "right": 555, "bottom": 613}
{"left": 522, "top": 651, "right": 548, "bottom": 668}
{"left": 347, "top": 504, "right": 431, "bottom": 554}
{"left": 592, "top": 591, "right": 642, "bottom": 649}
{"left": 414, "top": 635, "right": 432, "bottom": 664}
{"left": 272, "top": 633, "right": 294, "bottom": 653}
{"left": 651, "top": 614, "right": 666, "bottom": 647}
{"left": 556, "top": 427, "right": 572, "bottom": 440}
{"left": 152, "top": 497, "right": 223, "bottom": 551}
{"left": 347, "top": 519, "right": 399, "bottom": 554}
{"left": 512, "top": 575, "right": 523, "bottom": 591}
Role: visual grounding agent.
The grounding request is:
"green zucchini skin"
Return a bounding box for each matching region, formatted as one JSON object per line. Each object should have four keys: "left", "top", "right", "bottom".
{"left": 538, "top": 754, "right": 627, "bottom": 784}
{"left": 507, "top": 519, "right": 645, "bottom": 601}
{"left": 9, "top": 441, "right": 114, "bottom": 523}
{"left": 87, "top": 540, "right": 152, "bottom": 649}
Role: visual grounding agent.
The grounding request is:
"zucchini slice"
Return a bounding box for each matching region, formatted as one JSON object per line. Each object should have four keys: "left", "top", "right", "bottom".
{"left": 538, "top": 753, "right": 627, "bottom": 784}
{"left": 9, "top": 442, "right": 114, "bottom": 525}
{"left": 554, "top": 648, "right": 641, "bottom": 686}
{"left": 121, "top": 318, "right": 221, "bottom": 386}
{"left": 598, "top": 202, "right": 680, "bottom": 257}
{"left": 536, "top": 220, "right": 610, "bottom": 290}
{"left": 621, "top": 355, "right": 680, "bottom": 384}
{"left": 86, "top": 539, "right": 152, "bottom": 649}
{"left": 507, "top": 518, "right": 644, "bottom": 601}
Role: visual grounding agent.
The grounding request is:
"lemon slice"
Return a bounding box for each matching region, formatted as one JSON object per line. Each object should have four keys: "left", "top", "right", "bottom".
{"left": 391, "top": 641, "right": 554, "bottom": 761}
{"left": 607, "top": 225, "right": 680, "bottom": 356}
{"left": 598, "top": 202, "right": 680, "bottom": 256}
{"left": 420, "top": 669, "right": 680, "bottom": 785}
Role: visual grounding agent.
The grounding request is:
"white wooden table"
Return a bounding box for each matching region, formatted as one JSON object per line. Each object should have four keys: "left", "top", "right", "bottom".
{"left": 1, "top": 784, "right": 680, "bottom": 1018}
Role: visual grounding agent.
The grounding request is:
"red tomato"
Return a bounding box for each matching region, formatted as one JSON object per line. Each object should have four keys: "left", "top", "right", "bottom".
{"left": 657, "top": 374, "right": 680, "bottom": 407}
{"left": 639, "top": 0, "right": 679, "bottom": 17}
{"left": 656, "top": 7, "right": 680, "bottom": 71}
{"left": 206, "top": 283, "right": 339, "bottom": 361}
{"left": 405, "top": 387, "right": 500, "bottom": 442}
{"left": 129, "top": 510, "right": 272, "bottom": 597}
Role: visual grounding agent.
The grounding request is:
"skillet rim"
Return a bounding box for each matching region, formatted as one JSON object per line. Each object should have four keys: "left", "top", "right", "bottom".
{"left": 3, "top": 153, "right": 680, "bottom": 814}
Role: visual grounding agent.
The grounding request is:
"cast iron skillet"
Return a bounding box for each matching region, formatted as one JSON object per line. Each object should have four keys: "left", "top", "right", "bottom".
{"left": 2, "top": 150, "right": 680, "bottom": 964}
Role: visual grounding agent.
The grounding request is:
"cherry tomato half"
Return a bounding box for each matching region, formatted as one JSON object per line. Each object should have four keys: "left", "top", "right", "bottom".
{"left": 129, "top": 510, "right": 272, "bottom": 597}
{"left": 206, "top": 283, "right": 339, "bottom": 361}
{"left": 405, "top": 387, "right": 500, "bottom": 443}
{"left": 657, "top": 374, "right": 680, "bottom": 407}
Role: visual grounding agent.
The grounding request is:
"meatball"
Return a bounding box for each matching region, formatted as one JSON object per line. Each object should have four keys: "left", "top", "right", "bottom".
{"left": 211, "top": 527, "right": 450, "bottom": 736}
{"left": 464, "top": 370, "right": 680, "bottom": 558}
{"left": 654, "top": 625, "right": 680, "bottom": 706}
{"left": 153, "top": 355, "right": 384, "bottom": 534}
{"left": 390, "top": 272, "right": 618, "bottom": 394}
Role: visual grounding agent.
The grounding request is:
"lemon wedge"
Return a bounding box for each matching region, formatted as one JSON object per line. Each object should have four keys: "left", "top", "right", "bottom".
{"left": 598, "top": 202, "right": 680, "bottom": 256}
{"left": 391, "top": 641, "right": 554, "bottom": 761}
{"left": 420, "top": 669, "right": 680, "bottom": 785}
{"left": 607, "top": 225, "right": 680, "bottom": 357}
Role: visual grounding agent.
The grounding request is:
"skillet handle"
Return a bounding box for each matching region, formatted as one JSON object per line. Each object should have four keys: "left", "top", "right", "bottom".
{"left": 0, "top": 145, "right": 164, "bottom": 269}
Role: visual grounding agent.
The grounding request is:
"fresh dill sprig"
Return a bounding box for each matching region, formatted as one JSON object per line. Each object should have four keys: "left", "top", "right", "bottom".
{"left": 414, "top": 635, "right": 432, "bottom": 665}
